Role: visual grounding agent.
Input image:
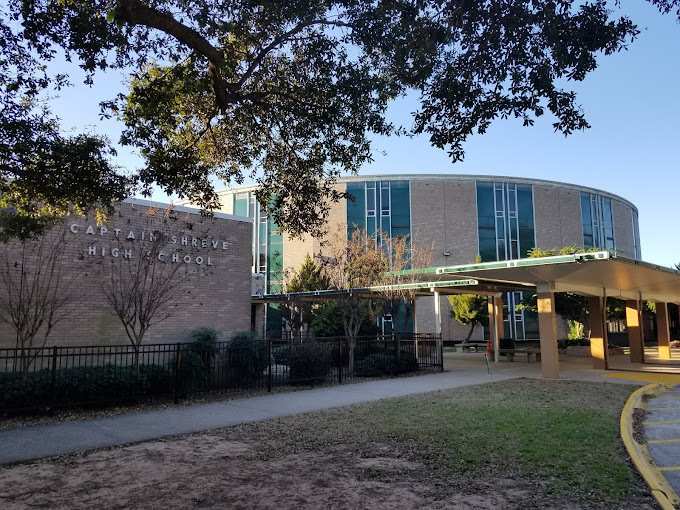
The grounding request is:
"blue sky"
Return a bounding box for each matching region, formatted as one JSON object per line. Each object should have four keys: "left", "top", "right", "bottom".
{"left": 47, "top": 2, "right": 680, "bottom": 267}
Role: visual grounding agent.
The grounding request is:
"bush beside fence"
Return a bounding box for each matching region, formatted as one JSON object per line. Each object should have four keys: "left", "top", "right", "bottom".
{"left": 0, "top": 334, "right": 442, "bottom": 415}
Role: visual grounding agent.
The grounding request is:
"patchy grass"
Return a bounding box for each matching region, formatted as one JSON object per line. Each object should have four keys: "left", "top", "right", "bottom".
{"left": 0, "top": 379, "right": 654, "bottom": 509}
{"left": 236, "top": 378, "right": 650, "bottom": 507}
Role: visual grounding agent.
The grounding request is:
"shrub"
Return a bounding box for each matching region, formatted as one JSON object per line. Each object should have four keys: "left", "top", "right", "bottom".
{"left": 288, "top": 342, "right": 331, "bottom": 385}
{"left": 355, "top": 351, "right": 418, "bottom": 377}
{"left": 0, "top": 364, "right": 173, "bottom": 413}
{"left": 225, "top": 331, "right": 268, "bottom": 385}
{"left": 177, "top": 328, "right": 219, "bottom": 392}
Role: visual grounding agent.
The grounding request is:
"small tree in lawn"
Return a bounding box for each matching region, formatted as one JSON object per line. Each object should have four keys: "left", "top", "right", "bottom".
{"left": 448, "top": 294, "right": 489, "bottom": 344}
{"left": 281, "top": 255, "right": 330, "bottom": 340}
{"left": 321, "top": 227, "right": 387, "bottom": 374}
{"left": 0, "top": 232, "right": 72, "bottom": 374}
{"left": 102, "top": 233, "right": 183, "bottom": 368}
{"left": 369, "top": 234, "right": 433, "bottom": 364}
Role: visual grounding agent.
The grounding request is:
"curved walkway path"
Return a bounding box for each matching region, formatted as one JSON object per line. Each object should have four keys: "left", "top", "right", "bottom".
{"left": 0, "top": 353, "right": 641, "bottom": 466}
{"left": 0, "top": 365, "right": 520, "bottom": 465}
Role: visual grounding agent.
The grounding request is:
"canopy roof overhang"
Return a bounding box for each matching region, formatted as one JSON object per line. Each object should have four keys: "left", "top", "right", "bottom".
{"left": 252, "top": 251, "right": 680, "bottom": 304}
{"left": 251, "top": 278, "right": 485, "bottom": 303}
{"left": 430, "top": 251, "right": 680, "bottom": 303}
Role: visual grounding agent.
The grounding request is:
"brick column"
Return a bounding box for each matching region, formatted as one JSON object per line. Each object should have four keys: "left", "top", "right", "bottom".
{"left": 656, "top": 302, "right": 672, "bottom": 360}
{"left": 537, "top": 291, "right": 559, "bottom": 379}
{"left": 588, "top": 296, "right": 608, "bottom": 370}
{"left": 625, "top": 300, "right": 645, "bottom": 364}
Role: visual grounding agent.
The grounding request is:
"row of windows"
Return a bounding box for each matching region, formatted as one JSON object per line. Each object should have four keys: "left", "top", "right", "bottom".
{"left": 476, "top": 181, "right": 538, "bottom": 340}
{"left": 346, "top": 180, "right": 411, "bottom": 247}
{"left": 477, "top": 182, "right": 536, "bottom": 262}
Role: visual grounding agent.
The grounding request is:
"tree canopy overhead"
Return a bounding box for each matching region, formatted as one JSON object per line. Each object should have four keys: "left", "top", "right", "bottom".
{"left": 3, "top": 1, "right": 677, "bottom": 237}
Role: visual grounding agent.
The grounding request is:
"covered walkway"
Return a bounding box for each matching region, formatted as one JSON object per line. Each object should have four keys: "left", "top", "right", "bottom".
{"left": 254, "top": 250, "right": 680, "bottom": 379}
{"left": 427, "top": 251, "right": 680, "bottom": 378}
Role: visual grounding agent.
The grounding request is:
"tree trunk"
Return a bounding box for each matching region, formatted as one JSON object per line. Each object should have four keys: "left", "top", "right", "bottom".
{"left": 464, "top": 322, "right": 476, "bottom": 343}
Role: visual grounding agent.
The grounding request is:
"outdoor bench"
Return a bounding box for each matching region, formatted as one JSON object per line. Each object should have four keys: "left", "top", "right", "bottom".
{"left": 455, "top": 342, "right": 487, "bottom": 353}
{"left": 500, "top": 348, "right": 541, "bottom": 363}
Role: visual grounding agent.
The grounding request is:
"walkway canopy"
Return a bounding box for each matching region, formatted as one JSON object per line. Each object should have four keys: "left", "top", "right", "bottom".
{"left": 432, "top": 251, "right": 680, "bottom": 303}
{"left": 253, "top": 251, "right": 680, "bottom": 379}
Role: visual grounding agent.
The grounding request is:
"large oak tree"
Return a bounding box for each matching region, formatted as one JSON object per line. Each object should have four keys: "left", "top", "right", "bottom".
{"left": 3, "top": 1, "right": 679, "bottom": 237}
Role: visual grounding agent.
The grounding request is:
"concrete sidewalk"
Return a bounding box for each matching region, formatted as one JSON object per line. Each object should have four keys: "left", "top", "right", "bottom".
{"left": 642, "top": 385, "right": 680, "bottom": 496}
{"left": 0, "top": 366, "right": 521, "bottom": 466}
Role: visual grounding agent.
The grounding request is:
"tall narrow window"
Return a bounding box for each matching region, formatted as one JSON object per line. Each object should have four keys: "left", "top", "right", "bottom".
{"left": 477, "top": 181, "right": 534, "bottom": 262}
{"left": 632, "top": 210, "right": 641, "bottom": 259}
{"left": 581, "top": 192, "right": 616, "bottom": 251}
{"left": 345, "top": 179, "right": 413, "bottom": 333}
{"left": 476, "top": 182, "right": 496, "bottom": 262}
{"left": 346, "top": 182, "right": 365, "bottom": 240}
{"left": 477, "top": 181, "right": 536, "bottom": 341}
{"left": 366, "top": 181, "right": 377, "bottom": 238}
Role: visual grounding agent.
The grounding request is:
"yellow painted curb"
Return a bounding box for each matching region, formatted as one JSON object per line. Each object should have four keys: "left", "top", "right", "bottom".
{"left": 607, "top": 371, "right": 680, "bottom": 385}
{"left": 621, "top": 384, "right": 680, "bottom": 510}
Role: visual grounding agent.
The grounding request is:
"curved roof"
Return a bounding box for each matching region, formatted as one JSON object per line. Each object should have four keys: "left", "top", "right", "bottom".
{"left": 339, "top": 173, "right": 637, "bottom": 211}
{"left": 219, "top": 172, "right": 637, "bottom": 211}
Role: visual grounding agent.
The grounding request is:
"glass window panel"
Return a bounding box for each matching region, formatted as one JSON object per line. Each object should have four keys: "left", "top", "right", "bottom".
{"left": 381, "top": 215, "right": 391, "bottom": 239}
{"left": 497, "top": 239, "right": 506, "bottom": 260}
{"left": 602, "top": 198, "right": 615, "bottom": 250}
{"left": 267, "top": 216, "right": 284, "bottom": 292}
{"left": 367, "top": 190, "right": 375, "bottom": 213}
{"left": 581, "top": 193, "right": 593, "bottom": 247}
{"left": 367, "top": 215, "right": 376, "bottom": 237}
{"left": 517, "top": 185, "right": 535, "bottom": 258}
{"left": 346, "top": 182, "right": 365, "bottom": 239}
{"left": 381, "top": 182, "right": 390, "bottom": 215}
{"left": 476, "top": 182, "right": 497, "bottom": 262}
{"left": 390, "top": 180, "right": 410, "bottom": 240}
{"left": 234, "top": 193, "right": 249, "bottom": 217}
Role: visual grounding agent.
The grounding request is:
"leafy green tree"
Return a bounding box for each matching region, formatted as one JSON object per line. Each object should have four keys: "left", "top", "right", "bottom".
{"left": 7, "top": 1, "right": 672, "bottom": 237}
{"left": 0, "top": 14, "right": 132, "bottom": 240}
{"left": 448, "top": 294, "right": 489, "bottom": 343}
{"left": 282, "top": 255, "right": 330, "bottom": 338}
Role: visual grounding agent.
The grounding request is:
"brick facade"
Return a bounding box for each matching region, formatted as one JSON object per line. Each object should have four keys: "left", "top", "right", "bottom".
{"left": 411, "top": 179, "right": 479, "bottom": 266}
{"left": 533, "top": 184, "right": 583, "bottom": 249}
{"left": 0, "top": 200, "right": 253, "bottom": 348}
{"left": 613, "top": 199, "right": 636, "bottom": 259}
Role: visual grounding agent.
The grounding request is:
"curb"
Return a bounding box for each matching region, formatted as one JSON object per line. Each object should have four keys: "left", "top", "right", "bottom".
{"left": 621, "top": 383, "right": 680, "bottom": 510}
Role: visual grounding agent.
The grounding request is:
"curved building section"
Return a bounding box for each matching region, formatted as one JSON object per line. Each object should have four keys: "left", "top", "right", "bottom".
{"left": 218, "top": 174, "right": 640, "bottom": 339}
{"left": 339, "top": 174, "right": 640, "bottom": 265}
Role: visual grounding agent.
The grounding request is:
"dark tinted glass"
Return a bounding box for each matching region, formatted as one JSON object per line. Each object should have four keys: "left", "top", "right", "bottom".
{"left": 477, "top": 182, "right": 496, "bottom": 261}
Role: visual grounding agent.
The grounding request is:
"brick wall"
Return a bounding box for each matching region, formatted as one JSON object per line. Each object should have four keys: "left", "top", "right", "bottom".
{"left": 0, "top": 200, "right": 253, "bottom": 348}
{"left": 411, "top": 179, "right": 478, "bottom": 266}
{"left": 533, "top": 184, "right": 583, "bottom": 249}
{"left": 613, "top": 199, "right": 636, "bottom": 259}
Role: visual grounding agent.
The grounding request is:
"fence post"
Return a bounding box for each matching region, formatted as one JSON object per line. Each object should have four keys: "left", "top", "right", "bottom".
{"left": 50, "top": 346, "right": 58, "bottom": 410}
{"left": 439, "top": 334, "right": 444, "bottom": 372}
{"left": 173, "top": 343, "right": 181, "bottom": 404}
{"left": 267, "top": 338, "right": 272, "bottom": 393}
{"left": 338, "top": 339, "right": 343, "bottom": 384}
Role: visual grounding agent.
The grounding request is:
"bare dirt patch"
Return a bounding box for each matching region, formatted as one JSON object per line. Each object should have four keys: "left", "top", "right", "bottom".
{"left": 0, "top": 434, "right": 543, "bottom": 510}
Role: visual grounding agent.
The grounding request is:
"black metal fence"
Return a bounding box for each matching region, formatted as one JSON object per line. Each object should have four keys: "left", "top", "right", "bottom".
{"left": 0, "top": 333, "right": 442, "bottom": 415}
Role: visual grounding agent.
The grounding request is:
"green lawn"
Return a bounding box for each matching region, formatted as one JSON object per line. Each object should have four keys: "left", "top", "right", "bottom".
{"left": 238, "top": 379, "right": 652, "bottom": 508}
